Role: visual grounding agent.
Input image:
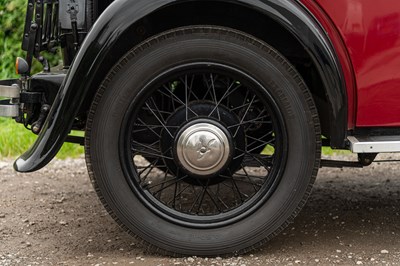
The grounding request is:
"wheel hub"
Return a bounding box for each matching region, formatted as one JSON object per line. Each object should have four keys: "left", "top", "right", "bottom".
{"left": 160, "top": 101, "right": 246, "bottom": 180}
{"left": 176, "top": 123, "right": 230, "bottom": 176}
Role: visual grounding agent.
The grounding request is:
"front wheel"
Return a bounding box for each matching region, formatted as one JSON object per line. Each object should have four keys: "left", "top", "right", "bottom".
{"left": 85, "top": 26, "right": 321, "bottom": 256}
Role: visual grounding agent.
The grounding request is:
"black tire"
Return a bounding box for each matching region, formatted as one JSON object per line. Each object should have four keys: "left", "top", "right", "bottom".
{"left": 85, "top": 26, "right": 321, "bottom": 256}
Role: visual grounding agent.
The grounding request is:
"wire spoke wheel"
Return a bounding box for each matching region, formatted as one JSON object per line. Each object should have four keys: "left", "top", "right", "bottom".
{"left": 124, "top": 65, "right": 286, "bottom": 226}
{"left": 85, "top": 26, "right": 321, "bottom": 256}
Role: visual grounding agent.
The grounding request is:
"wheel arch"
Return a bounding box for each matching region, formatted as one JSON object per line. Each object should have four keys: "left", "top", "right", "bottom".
{"left": 14, "top": 0, "right": 348, "bottom": 172}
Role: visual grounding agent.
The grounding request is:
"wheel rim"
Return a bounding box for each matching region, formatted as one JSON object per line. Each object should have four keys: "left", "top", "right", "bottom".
{"left": 120, "top": 62, "right": 288, "bottom": 228}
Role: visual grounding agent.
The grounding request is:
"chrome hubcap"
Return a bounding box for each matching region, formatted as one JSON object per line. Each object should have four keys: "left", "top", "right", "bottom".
{"left": 176, "top": 123, "right": 230, "bottom": 176}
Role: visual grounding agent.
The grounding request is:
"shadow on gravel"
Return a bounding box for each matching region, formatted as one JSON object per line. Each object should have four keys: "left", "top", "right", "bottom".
{"left": 70, "top": 163, "right": 400, "bottom": 258}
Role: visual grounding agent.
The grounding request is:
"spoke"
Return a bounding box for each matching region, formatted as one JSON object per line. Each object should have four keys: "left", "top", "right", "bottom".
{"left": 204, "top": 188, "right": 222, "bottom": 213}
{"left": 220, "top": 174, "right": 263, "bottom": 188}
{"left": 139, "top": 158, "right": 161, "bottom": 186}
{"left": 236, "top": 148, "right": 273, "bottom": 169}
{"left": 161, "top": 85, "right": 199, "bottom": 117}
{"left": 154, "top": 169, "right": 170, "bottom": 200}
{"left": 210, "top": 183, "right": 230, "bottom": 210}
{"left": 226, "top": 171, "right": 247, "bottom": 202}
{"left": 240, "top": 164, "right": 259, "bottom": 192}
{"left": 230, "top": 103, "right": 250, "bottom": 112}
{"left": 202, "top": 73, "right": 218, "bottom": 100}
{"left": 131, "top": 139, "right": 160, "bottom": 154}
{"left": 233, "top": 95, "right": 256, "bottom": 137}
{"left": 189, "top": 185, "right": 203, "bottom": 214}
{"left": 137, "top": 157, "right": 159, "bottom": 174}
{"left": 208, "top": 73, "right": 220, "bottom": 119}
{"left": 165, "top": 83, "right": 177, "bottom": 111}
{"left": 166, "top": 183, "right": 191, "bottom": 206}
{"left": 135, "top": 118, "right": 162, "bottom": 138}
{"left": 142, "top": 107, "right": 172, "bottom": 116}
{"left": 184, "top": 75, "right": 189, "bottom": 121}
{"left": 148, "top": 97, "right": 168, "bottom": 124}
{"left": 132, "top": 148, "right": 174, "bottom": 160}
{"left": 195, "top": 179, "right": 210, "bottom": 214}
{"left": 183, "top": 75, "right": 199, "bottom": 100}
{"left": 233, "top": 171, "right": 266, "bottom": 180}
{"left": 219, "top": 175, "right": 247, "bottom": 202}
{"left": 149, "top": 174, "right": 189, "bottom": 193}
{"left": 172, "top": 181, "right": 178, "bottom": 208}
{"left": 145, "top": 102, "right": 174, "bottom": 138}
{"left": 246, "top": 131, "right": 274, "bottom": 152}
{"left": 227, "top": 115, "right": 271, "bottom": 129}
{"left": 208, "top": 80, "right": 242, "bottom": 117}
{"left": 247, "top": 138, "right": 275, "bottom": 153}
{"left": 171, "top": 168, "right": 180, "bottom": 207}
{"left": 246, "top": 130, "right": 273, "bottom": 145}
{"left": 134, "top": 123, "right": 180, "bottom": 129}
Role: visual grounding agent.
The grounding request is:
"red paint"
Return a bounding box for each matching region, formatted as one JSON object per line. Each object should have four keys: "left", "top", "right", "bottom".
{"left": 300, "top": 0, "right": 357, "bottom": 129}
{"left": 303, "top": 0, "right": 400, "bottom": 127}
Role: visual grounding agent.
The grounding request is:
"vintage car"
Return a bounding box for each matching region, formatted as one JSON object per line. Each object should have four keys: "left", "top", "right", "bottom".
{"left": 0, "top": 0, "right": 398, "bottom": 256}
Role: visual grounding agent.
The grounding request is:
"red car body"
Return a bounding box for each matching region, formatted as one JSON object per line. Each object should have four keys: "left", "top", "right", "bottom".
{"left": 303, "top": 0, "right": 400, "bottom": 128}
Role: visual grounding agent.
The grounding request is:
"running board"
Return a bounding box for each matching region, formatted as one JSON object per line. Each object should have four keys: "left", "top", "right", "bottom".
{"left": 348, "top": 136, "right": 400, "bottom": 153}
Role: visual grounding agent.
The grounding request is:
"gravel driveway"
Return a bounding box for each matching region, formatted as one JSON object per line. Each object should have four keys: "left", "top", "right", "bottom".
{"left": 1, "top": 154, "right": 400, "bottom": 265}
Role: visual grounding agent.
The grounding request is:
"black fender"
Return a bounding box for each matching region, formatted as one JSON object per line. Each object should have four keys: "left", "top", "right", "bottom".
{"left": 14, "top": 0, "right": 347, "bottom": 172}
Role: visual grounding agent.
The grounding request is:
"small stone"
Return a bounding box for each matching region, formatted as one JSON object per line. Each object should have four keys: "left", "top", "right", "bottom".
{"left": 26, "top": 242, "right": 32, "bottom": 247}
{"left": 56, "top": 197, "right": 65, "bottom": 203}
{"left": 356, "top": 261, "right": 363, "bottom": 265}
{"left": 187, "top": 257, "right": 195, "bottom": 263}
{"left": 0, "top": 214, "right": 5, "bottom": 218}
{"left": 315, "top": 259, "right": 320, "bottom": 263}
{"left": 295, "top": 260, "right": 301, "bottom": 264}
{"left": 380, "top": 250, "right": 389, "bottom": 254}
{"left": 336, "top": 250, "right": 341, "bottom": 253}
{"left": 59, "top": 220, "right": 67, "bottom": 225}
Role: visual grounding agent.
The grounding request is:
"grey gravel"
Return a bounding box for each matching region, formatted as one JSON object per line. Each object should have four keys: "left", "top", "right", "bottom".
{"left": 1, "top": 153, "right": 400, "bottom": 265}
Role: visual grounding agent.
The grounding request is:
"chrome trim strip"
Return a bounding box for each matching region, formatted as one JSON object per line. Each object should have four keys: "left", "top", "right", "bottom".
{"left": 0, "top": 104, "right": 19, "bottom": 117}
{"left": 0, "top": 84, "right": 20, "bottom": 98}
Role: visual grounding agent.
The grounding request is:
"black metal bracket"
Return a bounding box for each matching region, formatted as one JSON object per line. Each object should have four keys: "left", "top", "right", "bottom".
{"left": 65, "top": 135, "right": 84, "bottom": 146}
{"left": 20, "top": 92, "right": 43, "bottom": 104}
{"left": 321, "top": 153, "right": 378, "bottom": 168}
{"left": 66, "top": 0, "right": 80, "bottom": 50}
{"left": 22, "top": 0, "right": 60, "bottom": 74}
{"left": 320, "top": 159, "right": 364, "bottom": 168}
